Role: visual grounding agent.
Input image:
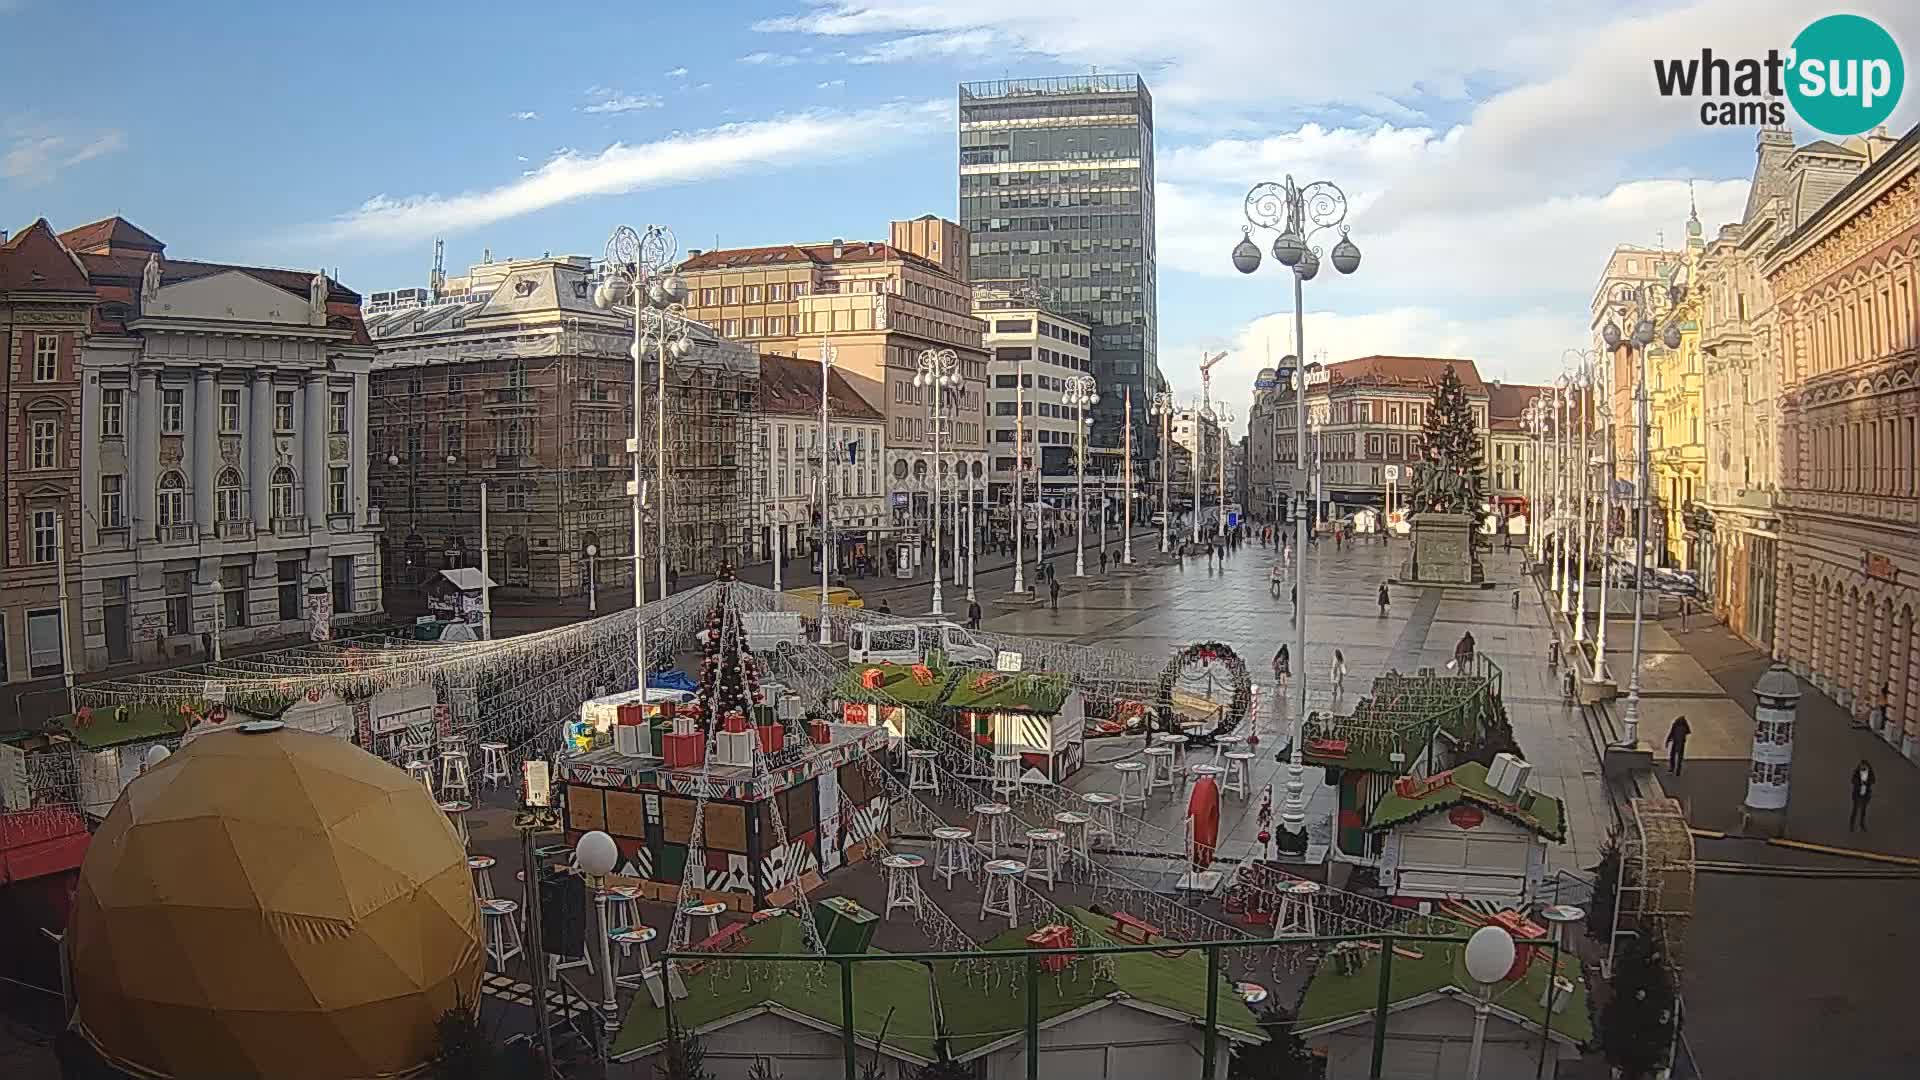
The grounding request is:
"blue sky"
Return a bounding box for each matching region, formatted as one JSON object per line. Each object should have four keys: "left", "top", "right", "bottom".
{"left": 6, "top": 0, "right": 1915, "bottom": 429}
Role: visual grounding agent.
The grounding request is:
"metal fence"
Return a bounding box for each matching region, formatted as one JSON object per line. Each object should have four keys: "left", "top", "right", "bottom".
{"left": 653, "top": 928, "right": 1590, "bottom": 1080}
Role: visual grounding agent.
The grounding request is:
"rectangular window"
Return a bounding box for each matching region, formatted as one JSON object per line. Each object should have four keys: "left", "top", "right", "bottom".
{"left": 219, "top": 387, "right": 242, "bottom": 432}
{"left": 769, "top": 283, "right": 785, "bottom": 301}
{"left": 30, "top": 509, "right": 57, "bottom": 564}
{"left": 723, "top": 319, "right": 739, "bottom": 337}
{"left": 165, "top": 571, "right": 192, "bottom": 635}
{"left": 722, "top": 287, "right": 739, "bottom": 304}
{"left": 277, "top": 559, "right": 302, "bottom": 621}
{"left": 100, "top": 388, "right": 124, "bottom": 437}
{"left": 221, "top": 564, "right": 248, "bottom": 628}
{"left": 30, "top": 418, "right": 57, "bottom": 470}
{"left": 746, "top": 285, "right": 762, "bottom": 302}
{"left": 792, "top": 281, "right": 809, "bottom": 297}
{"left": 26, "top": 609, "right": 63, "bottom": 677}
{"left": 328, "top": 467, "right": 349, "bottom": 515}
{"left": 700, "top": 288, "right": 717, "bottom": 305}
{"left": 275, "top": 390, "right": 296, "bottom": 432}
{"left": 746, "top": 317, "right": 764, "bottom": 336}
{"left": 32, "top": 335, "right": 59, "bottom": 382}
{"left": 162, "top": 388, "right": 185, "bottom": 433}
{"left": 768, "top": 316, "right": 784, "bottom": 336}
{"left": 445, "top": 422, "right": 464, "bottom": 456}
{"left": 100, "top": 474, "right": 125, "bottom": 528}
{"left": 331, "top": 555, "right": 354, "bottom": 615}
{"left": 448, "top": 372, "right": 464, "bottom": 393}
{"left": 330, "top": 391, "right": 350, "bottom": 433}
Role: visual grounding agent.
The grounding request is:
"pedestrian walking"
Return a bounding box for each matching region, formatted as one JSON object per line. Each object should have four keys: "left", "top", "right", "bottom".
{"left": 878, "top": 599, "right": 892, "bottom": 615}
{"left": 1377, "top": 583, "right": 1390, "bottom": 618}
{"left": 1283, "top": 542, "right": 1292, "bottom": 568}
{"left": 1665, "top": 715, "right": 1691, "bottom": 774}
{"left": 1273, "top": 643, "right": 1290, "bottom": 680}
{"left": 1269, "top": 563, "right": 1285, "bottom": 598}
{"left": 967, "top": 599, "right": 982, "bottom": 630}
{"left": 1331, "top": 650, "right": 1348, "bottom": 704}
{"left": 1453, "top": 630, "right": 1476, "bottom": 670}
{"left": 1048, "top": 576, "right": 1060, "bottom": 610}
{"left": 1849, "top": 759, "right": 1876, "bottom": 831}
{"left": 1099, "top": 549, "right": 1108, "bottom": 574}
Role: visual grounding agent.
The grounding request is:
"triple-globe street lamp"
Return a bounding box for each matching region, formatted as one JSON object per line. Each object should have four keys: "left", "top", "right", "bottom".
{"left": 914, "top": 348, "right": 962, "bottom": 616}
{"left": 1232, "top": 175, "right": 1361, "bottom": 851}
{"left": 1601, "top": 282, "right": 1685, "bottom": 748}
{"left": 1064, "top": 375, "right": 1099, "bottom": 577}
{"left": 1149, "top": 392, "right": 1176, "bottom": 553}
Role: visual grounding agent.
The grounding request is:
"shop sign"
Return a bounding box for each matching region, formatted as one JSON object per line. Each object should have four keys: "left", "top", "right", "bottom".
{"left": 1448, "top": 805, "right": 1486, "bottom": 830}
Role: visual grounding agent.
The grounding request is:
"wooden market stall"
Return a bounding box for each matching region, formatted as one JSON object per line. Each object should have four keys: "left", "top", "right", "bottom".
{"left": 839, "top": 661, "right": 1086, "bottom": 783}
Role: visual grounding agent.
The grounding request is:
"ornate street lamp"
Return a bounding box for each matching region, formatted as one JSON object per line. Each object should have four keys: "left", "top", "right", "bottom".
{"left": 1149, "top": 392, "right": 1176, "bottom": 553}
{"left": 914, "top": 348, "right": 961, "bottom": 615}
{"left": 1064, "top": 375, "right": 1099, "bottom": 577}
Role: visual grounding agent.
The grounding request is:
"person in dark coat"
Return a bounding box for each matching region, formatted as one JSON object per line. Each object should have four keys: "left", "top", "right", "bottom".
{"left": 1273, "top": 643, "right": 1290, "bottom": 679}
{"left": 1665, "top": 715, "right": 1691, "bottom": 774}
{"left": 1377, "top": 584, "right": 1390, "bottom": 618}
{"left": 967, "top": 599, "right": 982, "bottom": 630}
{"left": 1048, "top": 576, "right": 1060, "bottom": 610}
{"left": 1850, "top": 759, "right": 1876, "bottom": 831}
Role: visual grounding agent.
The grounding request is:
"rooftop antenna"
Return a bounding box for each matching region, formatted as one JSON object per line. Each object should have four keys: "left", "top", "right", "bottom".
{"left": 429, "top": 239, "right": 446, "bottom": 301}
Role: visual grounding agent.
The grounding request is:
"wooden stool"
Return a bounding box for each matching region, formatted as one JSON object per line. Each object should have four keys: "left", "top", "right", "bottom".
{"left": 480, "top": 898, "right": 524, "bottom": 970}
{"left": 682, "top": 902, "right": 726, "bottom": 940}
{"left": 1223, "top": 751, "right": 1255, "bottom": 797}
{"left": 1023, "top": 828, "right": 1065, "bottom": 888}
{"left": 600, "top": 885, "right": 642, "bottom": 934}
{"left": 981, "top": 860, "right": 1024, "bottom": 928}
{"left": 991, "top": 753, "right": 1022, "bottom": 797}
{"left": 405, "top": 759, "right": 434, "bottom": 793}
{"left": 609, "top": 925, "right": 657, "bottom": 987}
{"left": 972, "top": 802, "right": 1013, "bottom": 858}
{"left": 1274, "top": 880, "right": 1321, "bottom": 940}
{"left": 479, "top": 741, "right": 512, "bottom": 788}
{"left": 1080, "top": 792, "right": 1120, "bottom": 844}
{"left": 882, "top": 853, "right": 926, "bottom": 920}
{"left": 907, "top": 749, "right": 941, "bottom": 796}
{"left": 1112, "top": 761, "right": 1148, "bottom": 807}
{"left": 1213, "top": 732, "right": 1246, "bottom": 767}
{"left": 1142, "top": 746, "right": 1177, "bottom": 793}
{"left": 439, "top": 800, "right": 472, "bottom": 847}
{"left": 438, "top": 748, "right": 472, "bottom": 799}
{"left": 932, "top": 826, "right": 976, "bottom": 888}
{"left": 1153, "top": 732, "right": 1190, "bottom": 777}
{"left": 467, "top": 854, "right": 497, "bottom": 898}
{"left": 1052, "top": 811, "right": 1092, "bottom": 873}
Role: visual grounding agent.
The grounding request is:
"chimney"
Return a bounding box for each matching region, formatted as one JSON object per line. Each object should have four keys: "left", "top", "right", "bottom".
{"left": 687, "top": 248, "right": 703, "bottom": 258}
{"left": 831, "top": 237, "right": 844, "bottom": 259}
{"left": 0, "top": 229, "right": 8, "bottom": 244}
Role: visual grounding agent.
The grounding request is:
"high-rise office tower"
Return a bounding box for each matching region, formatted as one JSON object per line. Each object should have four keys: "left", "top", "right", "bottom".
{"left": 958, "top": 75, "right": 1162, "bottom": 455}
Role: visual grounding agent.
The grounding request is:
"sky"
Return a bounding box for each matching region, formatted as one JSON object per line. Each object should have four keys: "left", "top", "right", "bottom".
{"left": 5, "top": 0, "right": 1917, "bottom": 433}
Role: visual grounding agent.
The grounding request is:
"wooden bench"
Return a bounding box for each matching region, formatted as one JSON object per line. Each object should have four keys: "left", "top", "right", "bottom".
{"left": 681, "top": 920, "right": 750, "bottom": 975}
{"left": 1110, "top": 912, "right": 1162, "bottom": 945}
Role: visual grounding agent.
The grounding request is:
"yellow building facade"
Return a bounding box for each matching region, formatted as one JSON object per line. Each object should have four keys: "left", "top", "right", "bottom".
{"left": 1650, "top": 209, "right": 1708, "bottom": 569}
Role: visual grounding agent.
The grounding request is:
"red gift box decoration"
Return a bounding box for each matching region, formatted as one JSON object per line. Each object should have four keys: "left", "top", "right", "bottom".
{"left": 722, "top": 712, "right": 749, "bottom": 734}
{"left": 861, "top": 668, "right": 885, "bottom": 690}
{"left": 844, "top": 702, "right": 871, "bottom": 725}
{"left": 756, "top": 724, "right": 785, "bottom": 754}
{"left": 1025, "top": 924, "right": 1075, "bottom": 972}
{"left": 808, "top": 719, "right": 833, "bottom": 745}
{"left": 617, "top": 703, "right": 643, "bottom": 726}
{"left": 662, "top": 732, "right": 706, "bottom": 769}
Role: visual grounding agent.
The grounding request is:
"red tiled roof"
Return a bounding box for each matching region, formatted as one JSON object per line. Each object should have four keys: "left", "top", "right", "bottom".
{"left": 1327, "top": 355, "right": 1487, "bottom": 393}
{"left": 759, "top": 353, "right": 884, "bottom": 420}
{"left": 77, "top": 252, "right": 361, "bottom": 304}
{"left": 0, "top": 219, "right": 91, "bottom": 293}
{"left": 680, "top": 239, "right": 937, "bottom": 273}
{"left": 1485, "top": 382, "right": 1552, "bottom": 423}
{"left": 57, "top": 215, "right": 165, "bottom": 255}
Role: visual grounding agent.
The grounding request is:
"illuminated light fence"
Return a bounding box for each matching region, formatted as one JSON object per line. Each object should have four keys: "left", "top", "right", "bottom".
{"left": 625, "top": 928, "right": 1592, "bottom": 1080}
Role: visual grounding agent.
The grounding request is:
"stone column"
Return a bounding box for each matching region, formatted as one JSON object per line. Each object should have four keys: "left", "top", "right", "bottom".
{"left": 136, "top": 369, "right": 160, "bottom": 532}
{"left": 303, "top": 372, "right": 327, "bottom": 523}
{"left": 1741, "top": 662, "right": 1798, "bottom": 838}
{"left": 193, "top": 371, "right": 216, "bottom": 532}
{"left": 351, "top": 371, "right": 370, "bottom": 525}
{"left": 250, "top": 370, "right": 274, "bottom": 524}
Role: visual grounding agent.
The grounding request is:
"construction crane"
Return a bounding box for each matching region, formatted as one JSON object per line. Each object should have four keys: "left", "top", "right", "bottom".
{"left": 1199, "top": 350, "right": 1227, "bottom": 415}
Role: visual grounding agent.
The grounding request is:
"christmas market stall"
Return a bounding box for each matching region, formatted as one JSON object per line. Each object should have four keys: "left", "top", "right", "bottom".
{"left": 838, "top": 661, "right": 1086, "bottom": 783}
{"left": 1368, "top": 757, "right": 1566, "bottom": 911}
{"left": 556, "top": 577, "right": 893, "bottom": 910}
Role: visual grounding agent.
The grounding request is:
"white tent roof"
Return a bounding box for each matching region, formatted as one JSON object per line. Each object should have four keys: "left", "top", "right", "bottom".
{"left": 438, "top": 568, "right": 497, "bottom": 592}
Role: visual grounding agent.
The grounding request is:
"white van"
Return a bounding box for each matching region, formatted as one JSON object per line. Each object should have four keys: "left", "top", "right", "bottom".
{"left": 743, "top": 611, "right": 805, "bottom": 654}
{"left": 847, "top": 621, "right": 994, "bottom": 666}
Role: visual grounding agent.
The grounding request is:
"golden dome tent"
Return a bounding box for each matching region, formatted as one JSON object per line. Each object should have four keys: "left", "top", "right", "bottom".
{"left": 68, "top": 720, "right": 483, "bottom": 1079}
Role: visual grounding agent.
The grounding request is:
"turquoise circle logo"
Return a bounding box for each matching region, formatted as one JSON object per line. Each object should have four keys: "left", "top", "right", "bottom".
{"left": 1788, "top": 14, "right": 1904, "bottom": 135}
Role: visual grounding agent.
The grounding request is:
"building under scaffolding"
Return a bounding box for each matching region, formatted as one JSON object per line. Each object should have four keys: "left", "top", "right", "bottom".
{"left": 364, "top": 253, "right": 758, "bottom": 599}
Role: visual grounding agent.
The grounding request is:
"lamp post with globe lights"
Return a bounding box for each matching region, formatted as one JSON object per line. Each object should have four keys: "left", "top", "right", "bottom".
{"left": 1463, "top": 925, "right": 1519, "bottom": 1080}
{"left": 593, "top": 224, "right": 688, "bottom": 675}
{"left": 1555, "top": 371, "right": 1573, "bottom": 619}
{"left": 1601, "top": 281, "right": 1683, "bottom": 748}
{"left": 1592, "top": 392, "right": 1616, "bottom": 683}
{"left": 585, "top": 542, "right": 598, "bottom": 614}
{"left": 1213, "top": 403, "right": 1236, "bottom": 536}
{"left": 1232, "top": 175, "right": 1361, "bottom": 852}
{"left": 816, "top": 340, "right": 838, "bottom": 643}
{"left": 1566, "top": 348, "right": 1601, "bottom": 649}
{"left": 966, "top": 460, "right": 981, "bottom": 602}
{"left": 1064, "top": 375, "right": 1099, "bottom": 577}
{"left": 573, "top": 829, "right": 622, "bottom": 1031}
{"left": 915, "top": 348, "right": 961, "bottom": 616}
{"left": 1191, "top": 402, "right": 1208, "bottom": 545}
{"left": 1149, "top": 393, "right": 1175, "bottom": 552}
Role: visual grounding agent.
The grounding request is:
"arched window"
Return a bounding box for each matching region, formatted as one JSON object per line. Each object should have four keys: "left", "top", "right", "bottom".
{"left": 271, "top": 466, "right": 297, "bottom": 521}
{"left": 505, "top": 420, "right": 528, "bottom": 457}
{"left": 157, "top": 471, "right": 187, "bottom": 526}
{"left": 216, "top": 467, "right": 245, "bottom": 523}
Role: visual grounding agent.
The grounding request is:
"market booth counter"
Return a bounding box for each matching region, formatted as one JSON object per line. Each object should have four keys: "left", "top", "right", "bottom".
{"left": 557, "top": 720, "right": 892, "bottom": 912}
{"left": 838, "top": 662, "right": 1086, "bottom": 783}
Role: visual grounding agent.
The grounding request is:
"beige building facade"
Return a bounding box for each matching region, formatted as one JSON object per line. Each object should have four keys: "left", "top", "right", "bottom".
{"left": 1766, "top": 124, "right": 1920, "bottom": 759}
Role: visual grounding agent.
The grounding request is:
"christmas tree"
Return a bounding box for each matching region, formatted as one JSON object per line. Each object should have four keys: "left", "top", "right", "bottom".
{"left": 691, "top": 564, "right": 764, "bottom": 736}
{"left": 1415, "top": 363, "right": 1487, "bottom": 514}
{"left": 1601, "top": 931, "right": 1676, "bottom": 1079}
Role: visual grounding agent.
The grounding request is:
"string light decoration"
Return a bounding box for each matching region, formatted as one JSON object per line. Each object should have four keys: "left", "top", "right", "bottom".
{"left": 1156, "top": 641, "right": 1253, "bottom": 737}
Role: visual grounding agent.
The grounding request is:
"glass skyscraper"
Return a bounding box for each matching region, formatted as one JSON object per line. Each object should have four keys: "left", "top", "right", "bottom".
{"left": 958, "top": 75, "right": 1162, "bottom": 453}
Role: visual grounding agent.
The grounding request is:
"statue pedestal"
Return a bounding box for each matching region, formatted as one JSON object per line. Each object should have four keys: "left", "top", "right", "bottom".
{"left": 1403, "top": 513, "right": 1480, "bottom": 585}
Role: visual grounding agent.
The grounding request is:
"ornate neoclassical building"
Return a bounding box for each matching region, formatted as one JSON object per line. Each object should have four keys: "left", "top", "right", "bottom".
{"left": 1766, "top": 124, "right": 1920, "bottom": 760}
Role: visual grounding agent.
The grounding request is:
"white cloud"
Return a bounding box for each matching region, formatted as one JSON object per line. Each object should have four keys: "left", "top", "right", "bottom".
{"left": 665, "top": 67, "right": 689, "bottom": 78}
{"left": 847, "top": 29, "right": 997, "bottom": 65}
{"left": 739, "top": 51, "right": 801, "bottom": 66}
{"left": 507, "top": 110, "right": 540, "bottom": 121}
{"left": 817, "top": 79, "right": 845, "bottom": 90}
{"left": 1, "top": 129, "right": 125, "bottom": 185}
{"left": 305, "top": 102, "right": 949, "bottom": 248}
{"left": 582, "top": 92, "right": 662, "bottom": 114}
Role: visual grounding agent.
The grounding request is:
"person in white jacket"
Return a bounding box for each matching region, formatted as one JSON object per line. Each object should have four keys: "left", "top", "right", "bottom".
{"left": 1331, "top": 649, "right": 1348, "bottom": 705}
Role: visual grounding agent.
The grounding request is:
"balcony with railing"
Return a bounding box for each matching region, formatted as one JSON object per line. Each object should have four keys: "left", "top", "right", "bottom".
{"left": 271, "top": 515, "right": 309, "bottom": 538}
{"left": 155, "top": 522, "right": 198, "bottom": 544}
{"left": 216, "top": 519, "right": 254, "bottom": 541}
